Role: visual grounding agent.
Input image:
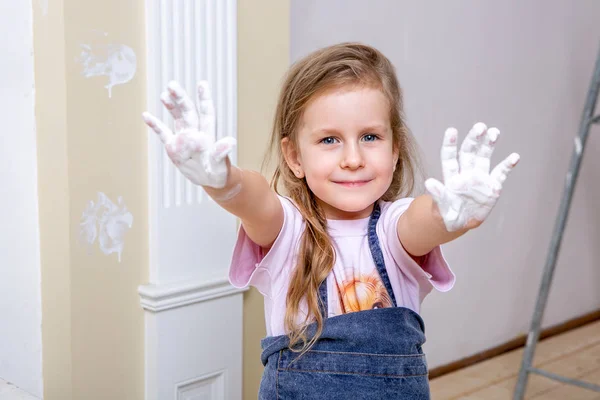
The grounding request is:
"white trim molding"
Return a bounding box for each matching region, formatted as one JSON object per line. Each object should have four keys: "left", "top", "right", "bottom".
{"left": 142, "top": 1, "right": 241, "bottom": 399}
{"left": 138, "top": 279, "right": 248, "bottom": 313}
{"left": 175, "top": 369, "right": 227, "bottom": 399}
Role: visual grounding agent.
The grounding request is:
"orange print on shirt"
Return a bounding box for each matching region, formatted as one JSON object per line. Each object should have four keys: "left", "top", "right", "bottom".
{"left": 336, "top": 271, "right": 393, "bottom": 314}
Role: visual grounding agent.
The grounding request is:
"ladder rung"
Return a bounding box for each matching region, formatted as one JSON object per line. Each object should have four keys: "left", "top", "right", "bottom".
{"left": 528, "top": 367, "right": 600, "bottom": 392}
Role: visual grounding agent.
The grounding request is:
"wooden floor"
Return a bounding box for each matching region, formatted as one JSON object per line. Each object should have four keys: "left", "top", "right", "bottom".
{"left": 430, "top": 320, "right": 600, "bottom": 399}
{"left": 1, "top": 322, "right": 599, "bottom": 400}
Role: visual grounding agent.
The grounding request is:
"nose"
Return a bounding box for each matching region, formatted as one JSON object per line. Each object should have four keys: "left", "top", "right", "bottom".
{"left": 340, "top": 142, "right": 365, "bottom": 170}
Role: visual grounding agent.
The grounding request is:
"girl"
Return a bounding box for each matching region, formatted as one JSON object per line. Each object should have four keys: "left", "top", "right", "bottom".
{"left": 143, "top": 42, "right": 519, "bottom": 399}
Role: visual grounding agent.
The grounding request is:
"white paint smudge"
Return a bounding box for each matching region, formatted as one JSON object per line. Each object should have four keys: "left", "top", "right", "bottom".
{"left": 77, "top": 39, "right": 137, "bottom": 98}
{"left": 574, "top": 136, "right": 582, "bottom": 155}
{"left": 79, "top": 192, "right": 133, "bottom": 262}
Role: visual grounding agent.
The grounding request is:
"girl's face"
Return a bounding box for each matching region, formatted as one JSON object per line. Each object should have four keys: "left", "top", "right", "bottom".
{"left": 283, "top": 86, "right": 399, "bottom": 220}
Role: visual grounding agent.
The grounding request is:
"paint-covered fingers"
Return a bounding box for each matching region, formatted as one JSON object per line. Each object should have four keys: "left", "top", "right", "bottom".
{"left": 441, "top": 128, "right": 459, "bottom": 183}
{"left": 490, "top": 152, "right": 520, "bottom": 191}
{"left": 428, "top": 121, "right": 518, "bottom": 231}
{"left": 197, "top": 81, "right": 216, "bottom": 138}
{"left": 165, "top": 81, "right": 199, "bottom": 131}
{"left": 459, "top": 122, "right": 487, "bottom": 172}
{"left": 142, "top": 111, "right": 174, "bottom": 144}
{"left": 160, "top": 91, "right": 182, "bottom": 121}
{"left": 474, "top": 127, "right": 500, "bottom": 173}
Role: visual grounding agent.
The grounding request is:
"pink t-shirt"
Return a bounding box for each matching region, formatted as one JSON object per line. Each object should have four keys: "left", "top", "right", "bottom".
{"left": 228, "top": 195, "right": 455, "bottom": 337}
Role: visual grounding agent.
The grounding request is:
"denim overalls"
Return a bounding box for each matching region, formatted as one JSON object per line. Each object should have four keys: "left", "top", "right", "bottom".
{"left": 258, "top": 204, "right": 431, "bottom": 399}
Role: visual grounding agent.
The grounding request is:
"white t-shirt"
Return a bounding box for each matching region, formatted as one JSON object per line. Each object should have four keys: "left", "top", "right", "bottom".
{"left": 229, "top": 195, "right": 455, "bottom": 337}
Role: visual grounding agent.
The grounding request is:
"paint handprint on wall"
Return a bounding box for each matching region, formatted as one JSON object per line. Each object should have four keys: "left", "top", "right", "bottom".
{"left": 79, "top": 192, "right": 133, "bottom": 262}
{"left": 76, "top": 32, "right": 137, "bottom": 98}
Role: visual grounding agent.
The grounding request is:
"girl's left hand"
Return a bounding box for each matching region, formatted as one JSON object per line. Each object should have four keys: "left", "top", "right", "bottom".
{"left": 425, "top": 122, "right": 520, "bottom": 232}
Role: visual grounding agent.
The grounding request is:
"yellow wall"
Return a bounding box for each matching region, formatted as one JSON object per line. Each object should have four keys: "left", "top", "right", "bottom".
{"left": 34, "top": 0, "right": 147, "bottom": 398}
{"left": 34, "top": 0, "right": 72, "bottom": 397}
{"left": 34, "top": 0, "right": 289, "bottom": 398}
{"left": 238, "top": 0, "right": 290, "bottom": 398}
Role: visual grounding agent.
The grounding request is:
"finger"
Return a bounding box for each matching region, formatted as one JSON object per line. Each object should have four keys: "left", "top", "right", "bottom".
{"left": 459, "top": 122, "right": 487, "bottom": 172}
{"left": 441, "top": 127, "right": 459, "bottom": 183}
{"left": 142, "top": 111, "right": 174, "bottom": 144}
{"left": 167, "top": 81, "right": 199, "bottom": 130}
{"left": 160, "top": 91, "right": 181, "bottom": 120}
{"left": 160, "top": 90, "right": 186, "bottom": 132}
{"left": 424, "top": 178, "right": 446, "bottom": 205}
{"left": 210, "top": 137, "right": 237, "bottom": 162}
{"left": 490, "top": 152, "right": 520, "bottom": 188}
{"left": 197, "top": 81, "right": 217, "bottom": 138}
{"left": 474, "top": 127, "right": 500, "bottom": 173}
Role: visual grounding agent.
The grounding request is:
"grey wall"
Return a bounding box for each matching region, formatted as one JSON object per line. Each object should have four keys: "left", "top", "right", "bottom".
{"left": 291, "top": 0, "right": 600, "bottom": 368}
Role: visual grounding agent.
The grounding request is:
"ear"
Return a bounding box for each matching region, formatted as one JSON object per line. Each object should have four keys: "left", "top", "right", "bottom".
{"left": 392, "top": 147, "right": 400, "bottom": 172}
{"left": 281, "top": 137, "right": 305, "bottom": 179}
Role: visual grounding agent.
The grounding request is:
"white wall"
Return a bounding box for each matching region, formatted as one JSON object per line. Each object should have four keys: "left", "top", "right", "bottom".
{"left": 0, "top": 0, "right": 43, "bottom": 396}
{"left": 291, "top": 0, "right": 600, "bottom": 368}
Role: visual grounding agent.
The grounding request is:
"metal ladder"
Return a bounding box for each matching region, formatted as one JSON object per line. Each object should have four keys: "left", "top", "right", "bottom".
{"left": 513, "top": 44, "right": 600, "bottom": 399}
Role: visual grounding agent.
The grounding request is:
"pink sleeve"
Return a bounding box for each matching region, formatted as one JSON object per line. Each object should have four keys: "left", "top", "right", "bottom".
{"left": 228, "top": 195, "right": 303, "bottom": 298}
{"left": 380, "top": 198, "right": 456, "bottom": 297}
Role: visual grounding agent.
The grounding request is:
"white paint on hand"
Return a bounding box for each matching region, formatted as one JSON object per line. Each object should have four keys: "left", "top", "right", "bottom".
{"left": 142, "top": 80, "right": 237, "bottom": 191}
{"left": 79, "top": 192, "right": 133, "bottom": 262}
{"left": 77, "top": 38, "right": 137, "bottom": 98}
{"left": 426, "top": 122, "right": 520, "bottom": 232}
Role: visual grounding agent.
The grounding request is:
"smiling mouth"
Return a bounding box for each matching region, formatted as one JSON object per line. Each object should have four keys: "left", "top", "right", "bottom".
{"left": 334, "top": 180, "right": 372, "bottom": 187}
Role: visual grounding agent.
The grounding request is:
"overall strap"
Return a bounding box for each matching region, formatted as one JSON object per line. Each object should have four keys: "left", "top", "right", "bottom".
{"left": 317, "top": 202, "right": 397, "bottom": 319}
{"left": 367, "top": 202, "right": 398, "bottom": 307}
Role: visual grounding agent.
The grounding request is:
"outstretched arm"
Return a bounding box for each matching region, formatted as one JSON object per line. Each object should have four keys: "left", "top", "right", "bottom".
{"left": 143, "top": 81, "right": 283, "bottom": 248}
{"left": 398, "top": 122, "right": 520, "bottom": 257}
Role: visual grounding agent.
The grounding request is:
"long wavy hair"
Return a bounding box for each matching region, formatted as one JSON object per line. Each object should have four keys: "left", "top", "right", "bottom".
{"left": 263, "top": 42, "right": 422, "bottom": 355}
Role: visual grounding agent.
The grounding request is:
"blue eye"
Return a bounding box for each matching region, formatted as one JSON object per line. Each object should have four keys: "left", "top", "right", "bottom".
{"left": 320, "top": 137, "right": 338, "bottom": 145}
{"left": 363, "top": 134, "right": 378, "bottom": 142}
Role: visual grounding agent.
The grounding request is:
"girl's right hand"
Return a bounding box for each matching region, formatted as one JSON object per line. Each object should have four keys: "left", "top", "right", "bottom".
{"left": 142, "top": 80, "right": 236, "bottom": 189}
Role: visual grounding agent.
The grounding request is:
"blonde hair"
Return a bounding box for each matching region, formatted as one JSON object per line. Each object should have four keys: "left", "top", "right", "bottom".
{"left": 263, "top": 42, "right": 421, "bottom": 355}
